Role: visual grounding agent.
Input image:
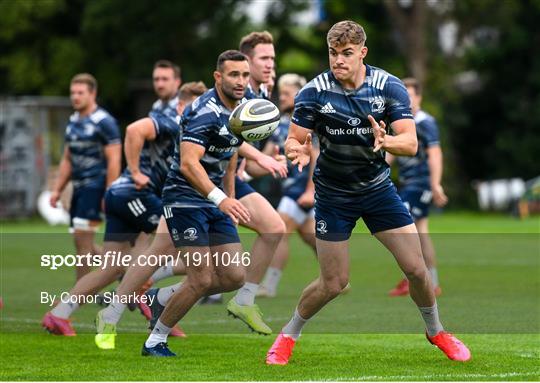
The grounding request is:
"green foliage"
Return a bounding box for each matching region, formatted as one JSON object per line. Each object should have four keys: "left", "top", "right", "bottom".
{"left": 1, "top": 0, "right": 537, "bottom": 207}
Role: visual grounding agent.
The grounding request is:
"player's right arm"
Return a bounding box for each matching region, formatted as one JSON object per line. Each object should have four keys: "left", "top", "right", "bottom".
{"left": 125, "top": 118, "right": 157, "bottom": 189}
{"left": 50, "top": 146, "right": 71, "bottom": 208}
{"left": 180, "top": 142, "right": 250, "bottom": 224}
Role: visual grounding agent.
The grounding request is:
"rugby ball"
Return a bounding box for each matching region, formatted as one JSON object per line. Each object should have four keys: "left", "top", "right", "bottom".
{"left": 229, "top": 99, "right": 280, "bottom": 142}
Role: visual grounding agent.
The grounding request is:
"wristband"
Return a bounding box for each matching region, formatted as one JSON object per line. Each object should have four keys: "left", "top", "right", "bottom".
{"left": 207, "top": 187, "right": 227, "bottom": 206}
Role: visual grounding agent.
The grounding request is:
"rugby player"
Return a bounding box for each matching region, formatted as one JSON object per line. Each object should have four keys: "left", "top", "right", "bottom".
{"left": 50, "top": 73, "right": 121, "bottom": 280}
{"left": 265, "top": 21, "right": 470, "bottom": 364}
{"left": 257, "top": 73, "right": 318, "bottom": 298}
{"left": 387, "top": 78, "right": 447, "bottom": 297}
{"left": 224, "top": 31, "right": 287, "bottom": 335}
{"left": 141, "top": 50, "right": 252, "bottom": 357}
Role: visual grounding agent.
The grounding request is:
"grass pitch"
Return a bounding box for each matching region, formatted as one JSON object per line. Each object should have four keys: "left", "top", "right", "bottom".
{"left": 1, "top": 212, "right": 539, "bottom": 381}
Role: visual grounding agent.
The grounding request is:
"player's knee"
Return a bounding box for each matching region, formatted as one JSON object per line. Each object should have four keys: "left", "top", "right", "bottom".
{"left": 257, "top": 215, "right": 286, "bottom": 237}
{"left": 187, "top": 271, "right": 214, "bottom": 294}
{"left": 322, "top": 277, "right": 348, "bottom": 298}
{"left": 404, "top": 265, "right": 428, "bottom": 282}
{"left": 219, "top": 268, "right": 245, "bottom": 292}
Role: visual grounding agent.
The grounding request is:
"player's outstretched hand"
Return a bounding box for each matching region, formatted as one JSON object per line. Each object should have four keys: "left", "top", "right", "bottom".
{"left": 219, "top": 198, "right": 251, "bottom": 225}
{"left": 432, "top": 184, "right": 448, "bottom": 207}
{"left": 132, "top": 172, "right": 150, "bottom": 190}
{"left": 256, "top": 149, "right": 288, "bottom": 179}
{"left": 287, "top": 133, "right": 312, "bottom": 172}
{"left": 368, "top": 115, "right": 386, "bottom": 152}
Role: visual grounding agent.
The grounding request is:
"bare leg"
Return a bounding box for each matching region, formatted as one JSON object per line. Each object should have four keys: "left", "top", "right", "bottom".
{"left": 374, "top": 223, "right": 434, "bottom": 307}
{"left": 158, "top": 243, "right": 245, "bottom": 328}
{"left": 298, "top": 216, "right": 316, "bottom": 251}
{"left": 416, "top": 218, "right": 437, "bottom": 271}
{"left": 239, "top": 193, "right": 285, "bottom": 284}
{"left": 115, "top": 217, "right": 177, "bottom": 299}
{"left": 73, "top": 226, "right": 98, "bottom": 280}
{"left": 295, "top": 239, "right": 350, "bottom": 319}
{"left": 269, "top": 213, "right": 299, "bottom": 270}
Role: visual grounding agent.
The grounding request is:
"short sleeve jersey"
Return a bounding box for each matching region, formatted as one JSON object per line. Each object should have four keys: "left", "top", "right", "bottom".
{"left": 64, "top": 107, "right": 121, "bottom": 189}
{"left": 291, "top": 65, "right": 413, "bottom": 203}
{"left": 151, "top": 96, "right": 178, "bottom": 120}
{"left": 111, "top": 111, "right": 179, "bottom": 196}
{"left": 396, "top": 110, "right": 440, "bottom": 189}
{"left": 162, "top": 88, "right": 244, "bottom": 208}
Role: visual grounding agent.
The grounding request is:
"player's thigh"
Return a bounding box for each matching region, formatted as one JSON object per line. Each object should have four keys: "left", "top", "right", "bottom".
{"left": 415, "top": 217, "right": 429, "bottom": 234}
{"left": 279, "top": 212, "right": 300, "bottom": 234}
{"left": 178, "top": 246, "right": 214, "bottom": 287}
{"left": 374, "top": 223, "right": 424, "bottom": 273}
{"left": 240, "top": 192, "right": 285, "bottom": 234}
{"left": 315, "top": 238, "right": 350, "bottom": 287}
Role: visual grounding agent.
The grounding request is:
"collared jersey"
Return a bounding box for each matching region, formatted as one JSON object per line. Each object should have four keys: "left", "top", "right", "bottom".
{"left": 292, "top": 64, "right": 413, "bottom": 203}
{"left": 162, "top": 88, "right": 243, "bottom": 208}
{"left": 65, "top": 107, "right": 121, "bottom": 189}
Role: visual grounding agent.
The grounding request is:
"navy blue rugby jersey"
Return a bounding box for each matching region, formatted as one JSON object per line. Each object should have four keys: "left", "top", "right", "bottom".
{"left": 291, "top": 64, "right": 413, "bottom": 201}
{"left": 151, "top": 96, "right": 178, "bottom": 120}
{"left": 162, "top": 88, "right": 244, "bottom": 208}
{"left": 396, "top": 110, "right": 440, "bottom": 190}
{"left": 270, "top": 114, "right": 311, "bottom": 200}
{"left": 111, "top": 111, "right": 179, "bottom": 196}
{"left": 64, "top": 107, "right": 121, "bottom": 189}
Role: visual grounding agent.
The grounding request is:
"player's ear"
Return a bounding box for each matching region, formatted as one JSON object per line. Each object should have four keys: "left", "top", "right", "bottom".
{"left": 213, "top": 70, "right": 221, "bottom": 84}
{"left": 360, "top": 46, "right": 368, "bottom": 59}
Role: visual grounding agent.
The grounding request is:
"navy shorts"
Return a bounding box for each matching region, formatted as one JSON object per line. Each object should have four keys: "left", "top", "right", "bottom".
{"left": 70, "top": 186, "right": 104, "bottom": 229}
{"left": 163, "top": 205, "right": 240, "bottom": 248}
{"left": 103, "top": 189, "right": 162, "bottom": 243}
{"left": 235, "top": 176, "right": 256, "bottom": 199}
{"left": 399, "top": 187, "right": 432, "bottom": 221}
{"left": 314, "top": 183, "right": 413, "bottom": 241}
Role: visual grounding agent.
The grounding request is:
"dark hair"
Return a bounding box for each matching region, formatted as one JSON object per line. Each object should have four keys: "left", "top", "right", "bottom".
{"left": 402, "top": 77, "right": 422, "bottom": 95}
{"left": 179, "top": 81, "right": 207, "bottom": 100}
{"left": 71, "top": 73, "right": 97, "bottom": 92}
{"left": 327, "top": 20, "right": 367, "bottom": 47}
{"left": 239, "top": 31, "right": 274, "bottom": 57}
{"left": 216, "top": 50, "right": 247, "bottom": 71}
{"left": 153, "top": 60, "right": 181, "bottom": 79}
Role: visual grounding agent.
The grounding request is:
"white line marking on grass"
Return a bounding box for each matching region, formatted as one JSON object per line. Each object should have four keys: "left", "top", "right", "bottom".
{"left": 1, "top": 315, "right": 290, "bottom": 331}
{"left": 327, "top": 371, "right": 539, "bottom": 381}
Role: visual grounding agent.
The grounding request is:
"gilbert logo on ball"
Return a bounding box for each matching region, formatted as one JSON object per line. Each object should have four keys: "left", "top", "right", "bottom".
{"left": 229, "top": 99, "right": 280, "bottom": 142}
